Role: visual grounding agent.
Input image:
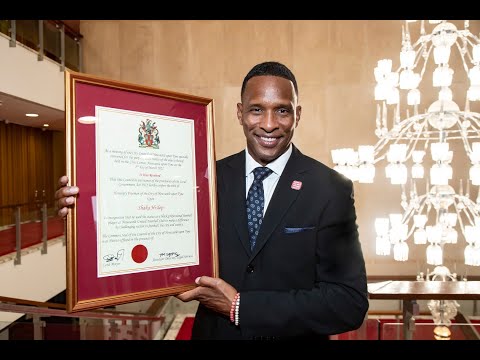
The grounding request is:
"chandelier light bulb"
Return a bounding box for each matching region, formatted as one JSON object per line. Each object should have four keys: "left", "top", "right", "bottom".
{"left": 433, "top": 66, "right": 454, "bottom": 87}
{"left": 465, "top": 245, "right": 480, "bottom": 266}
{"left": 407, "top": 88, "right": 421, "bottom": 105}
{"left": 358, "top": 164, "right": 375, "bottom": 183}
{"left": 469, "top": 142, "right": 480, "bottom": 162}
{"left": 400, "top": 49, "right": 416, "bottom": 68}
{"left": 468, "top": 66, "right": 480, "bottom": 86}
{"left": 433, "top": 46, "right": 451, "bottom": 65}
{"left": 389, "top": 213, "right": 403, "bottom": 226}
{"left": 443, "top": 213, "right": 458, "bottom": 227}
{"left": 393, "top": 241, "right": 409, "bottom": 261}
{"left": 399, "top": 70, "right": 420, "bottom": 89}
{"left": 388, "top": 164, "right": 407, "bottom": 184}
{"left": 414, "top": 229, "right": 427, "bottom": 244}
{"left": 446, "top": 228, "right": 458, "bottom": 244}
{"left": 427, "top": 243, "right": 443, "bottom": 265}
{"left": 470, "top": 164, "right": 480, "bottom": 185}
{"left": 464, "top": 225, "right": 478, "bottom": 245}
{"left": 473, "top": 44, "right": 480, "bottom": 62}
{"left": 376, "top": 236, "right": 391, "bottom": 256}
{"left": 387, "top": 144, "right": 407, "bottom": 162}
{"left": 358, "top": 145, "right": 375, "bottom": 162}
{"left": 386, "top": 87, "right": 399, "bottom": 105}
{"left": 438, "top": 87, "right": 453, "bottom": 101}
{"left": 426, "top": 225, "right": 441, "bottom": 243}
{"left": 374, "top": 83, "right": 387, "bottom": 100}
{"left": 430, "top": 142, "right": 450, "bottom": 161}
{"left": 414, "top": 214, "right": 428, "bottom": 228}
{"left": 375, "top": 218, "right": 390, "bottom": 235}
{"left": 467, "top": 86, "right": 480, "bottom": 101}
{"left": 377, "top": 59, "right": 393, "bottom": 74}
{"left": 374, "top": 67, "right": 386, "bottom": 83}
{"left": 412, "top": 150, "right": 426, "bottom": 163}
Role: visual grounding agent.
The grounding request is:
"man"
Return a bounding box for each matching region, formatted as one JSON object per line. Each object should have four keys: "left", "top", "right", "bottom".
{"left": 56, "top": 61, "right": 369, "bottom": 340}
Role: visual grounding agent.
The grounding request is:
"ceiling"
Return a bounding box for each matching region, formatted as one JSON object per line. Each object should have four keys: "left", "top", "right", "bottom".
{"left": 0, "top": 91, "right": 65, "bottom": 132}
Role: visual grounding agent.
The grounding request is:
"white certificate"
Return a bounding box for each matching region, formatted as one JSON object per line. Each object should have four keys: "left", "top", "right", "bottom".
{"left": 95, "top": 106, "right": 199, "bottom": 278}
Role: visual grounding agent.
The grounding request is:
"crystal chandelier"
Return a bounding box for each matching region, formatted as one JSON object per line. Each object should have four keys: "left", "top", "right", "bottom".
{"left": 331, "top": 20, "right": 480, "bottom": 268}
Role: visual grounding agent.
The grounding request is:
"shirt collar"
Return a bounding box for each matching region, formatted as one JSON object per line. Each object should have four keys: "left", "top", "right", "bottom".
{"left": 245, "top": 144, "right": 293, "bottom": 177}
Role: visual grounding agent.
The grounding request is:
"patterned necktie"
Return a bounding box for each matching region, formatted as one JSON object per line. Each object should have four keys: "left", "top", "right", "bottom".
{"left": 246, "top": 166, "right": 273, "bottom": 251}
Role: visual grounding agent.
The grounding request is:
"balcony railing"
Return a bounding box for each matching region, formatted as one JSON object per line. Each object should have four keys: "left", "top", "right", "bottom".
{"left": 0, "top": 199, "right": 65, "bottom": 265}
{"left": 0, "top": 295, "right": 174, "bottom": 340}
{"left": 0, "top": 20, "right": 82, "bottom": 72}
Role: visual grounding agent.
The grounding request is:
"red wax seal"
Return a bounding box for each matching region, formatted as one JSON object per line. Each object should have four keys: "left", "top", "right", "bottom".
{"left": 131, "top": 244, "right": 148, "bottom": 263}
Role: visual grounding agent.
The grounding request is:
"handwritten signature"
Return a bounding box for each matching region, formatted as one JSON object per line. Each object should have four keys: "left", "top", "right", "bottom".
{"left": 103, "top": 249, "right": 125, "bottom": 262}
{"left": 158, "top": 252, "right": 180, "bottom": 259}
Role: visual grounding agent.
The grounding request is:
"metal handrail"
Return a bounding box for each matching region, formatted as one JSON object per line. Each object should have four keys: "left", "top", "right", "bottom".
{"left": 4, "top": 20, "right": 82, "bottom": 72}
{"left": 0, "top": 201, "right": 63, "bottom": 264}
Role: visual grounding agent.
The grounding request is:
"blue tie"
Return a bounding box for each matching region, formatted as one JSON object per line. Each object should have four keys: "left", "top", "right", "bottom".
{"left": 246, "top": 167, "right": 273, "bottom": 251}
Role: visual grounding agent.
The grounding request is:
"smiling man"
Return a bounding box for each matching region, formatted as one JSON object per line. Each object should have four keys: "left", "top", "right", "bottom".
{"left": 176, "top": 61, "right": 369, "bottom": 340}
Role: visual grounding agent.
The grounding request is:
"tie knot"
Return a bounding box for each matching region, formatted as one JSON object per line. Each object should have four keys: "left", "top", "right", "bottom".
{"left": 253, "top": 167, "right": 273, "bottom": 182}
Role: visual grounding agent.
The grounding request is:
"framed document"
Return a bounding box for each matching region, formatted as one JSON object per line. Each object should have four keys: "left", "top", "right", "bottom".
{"left": 65, "top": 70, "right": 218, "bottom": 312}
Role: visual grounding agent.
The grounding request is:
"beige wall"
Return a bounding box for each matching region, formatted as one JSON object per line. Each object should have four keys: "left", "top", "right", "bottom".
{"left": 79, "top": 20, "right": 480, "bottom": 278}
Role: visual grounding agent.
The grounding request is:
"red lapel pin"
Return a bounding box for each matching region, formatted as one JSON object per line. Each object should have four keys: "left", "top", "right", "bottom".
{"left": 291, "top": 180, "right": 302, "bottom": 190}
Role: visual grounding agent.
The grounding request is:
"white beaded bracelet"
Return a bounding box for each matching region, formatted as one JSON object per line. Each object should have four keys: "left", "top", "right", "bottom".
{"left": 234, "top": 293, "right": 240, "bottom": 326}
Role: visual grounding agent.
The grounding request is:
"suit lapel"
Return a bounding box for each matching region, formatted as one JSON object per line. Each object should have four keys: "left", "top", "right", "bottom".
{"left": 251, "top": 146, "right": 309, "bottom": 258}
{"left": 223, "top": 151, "right": 252, "bottom": 255}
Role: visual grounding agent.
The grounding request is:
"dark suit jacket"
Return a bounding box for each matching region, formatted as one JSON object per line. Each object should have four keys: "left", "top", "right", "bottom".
{"left": 191, "top": 145, "right": 369, "bottom": 340}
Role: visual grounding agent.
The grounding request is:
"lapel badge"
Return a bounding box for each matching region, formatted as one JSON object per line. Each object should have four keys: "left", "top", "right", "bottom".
{"left": 291, "top": 180, "right": 302, "bottom": 190}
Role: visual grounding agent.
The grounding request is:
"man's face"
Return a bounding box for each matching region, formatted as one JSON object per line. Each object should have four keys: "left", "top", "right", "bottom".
{"left": 237, "top": 76, "right": 301, "bottom": 166}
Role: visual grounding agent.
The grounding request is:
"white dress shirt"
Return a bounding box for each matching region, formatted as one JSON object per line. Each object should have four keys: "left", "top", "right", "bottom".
{"left": 245, "top": 144, "right": 293, "bottom": 216}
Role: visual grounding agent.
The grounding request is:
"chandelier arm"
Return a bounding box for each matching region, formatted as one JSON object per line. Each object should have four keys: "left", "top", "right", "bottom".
{"left": 463, "top": 113, "right": 480, "bottom": 133}
{"left": 423, "top": 122, "right": 433, "bottom": 152}
{"left": 404, "top": 194, "right": 429, "bottom": 241}
{"left": 391, "top": 117, "right": 420, "bottom": 142}
{"left": 372, "top": 137, "right": 391, "bottom": 163}
{"left": 404, "top": 120, "right": 427, "bottom": 161}
{"left": 417, "top": 44, "right": 433, "bottom": 81}
{"left": 462, "top": 31, "right": 480, "bottom": 64}
{"left": 452, "top": 198, "right": 474, "bottom": 238}
{"left": 457, "top": 122, "right": 476, "bottom": 156}
{"left": 453, "top": 40, "right": 471, "bottom": 73}
{"left": 408, "top": 191, "right": 429, "bottom": 221}
{"left": 459, "top": 196, "right": 480, "bottom": 224}
{"left": 464, "top": 29, "right": 480, "bottom": 44}
{"left": 377, "top": 116, "right": 425, "bottom": 163}
{"left": 454, "top": 196, "right": 480, "bottom": 244}
{"left": 411, "top": 30, "right": 430, "bottom": 51}
{"left": 411, "top": 41, "right": 428, "bottom": 71}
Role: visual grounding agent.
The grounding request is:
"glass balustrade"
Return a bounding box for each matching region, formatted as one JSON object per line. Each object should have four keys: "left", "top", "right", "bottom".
{"left": 0, "top": 19, "right": 82, "bottom": 72}
{"left": 0, "top": 200, "right": 64, "bottom": 264}
{"left": 0, "top": 296, "right": 181, "bottom": 340}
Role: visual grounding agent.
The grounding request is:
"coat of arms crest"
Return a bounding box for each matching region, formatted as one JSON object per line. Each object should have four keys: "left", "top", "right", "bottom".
{"left": 138, "top": 119, "right": 160, "bottom": 149}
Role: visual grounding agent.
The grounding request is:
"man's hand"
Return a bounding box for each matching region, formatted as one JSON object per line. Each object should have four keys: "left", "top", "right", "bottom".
{"left": 177, "top": 276, "right": 238, "bottom": 317}
{"left": 55, "top": 175, "right": 79, "bottom": 218}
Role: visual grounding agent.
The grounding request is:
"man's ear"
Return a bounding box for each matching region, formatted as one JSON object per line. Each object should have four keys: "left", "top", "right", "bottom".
{"left": 236, "top": 103, "right": 243, "bottom": 125}
{"left": 295, "top": 105, "right": 302, "bottom": 127}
